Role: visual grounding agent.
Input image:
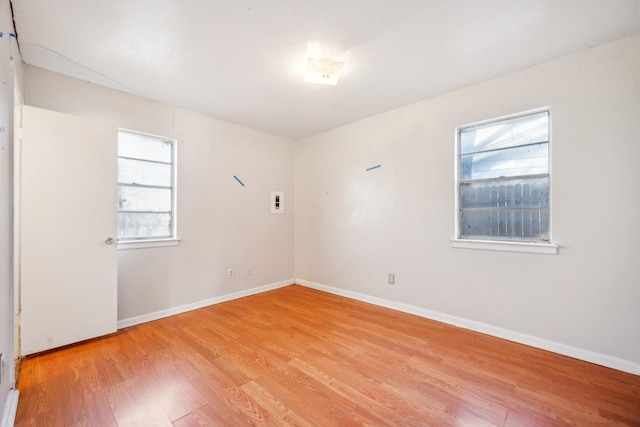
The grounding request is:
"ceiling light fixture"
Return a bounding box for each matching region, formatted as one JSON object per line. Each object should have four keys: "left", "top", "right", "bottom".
{"left": 304, "top": 57, "right": 345, "bottom": 86}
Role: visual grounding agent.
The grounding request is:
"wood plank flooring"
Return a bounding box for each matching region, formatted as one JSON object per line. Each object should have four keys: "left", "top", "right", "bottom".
{"left": 15, "top": 285, "right": 640, "bottom": 426}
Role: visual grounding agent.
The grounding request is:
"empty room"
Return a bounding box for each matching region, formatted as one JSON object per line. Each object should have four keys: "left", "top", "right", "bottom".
{"left": 1, "top": 0, "right": 639, "bottom": 426}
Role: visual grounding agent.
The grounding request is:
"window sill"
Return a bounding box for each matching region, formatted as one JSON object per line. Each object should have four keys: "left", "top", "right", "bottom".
{"left": 118, "top": 238, "right": 181, "bottom": 250}
{"left": 451, "top": 239, "right": 558, "bottom": 255}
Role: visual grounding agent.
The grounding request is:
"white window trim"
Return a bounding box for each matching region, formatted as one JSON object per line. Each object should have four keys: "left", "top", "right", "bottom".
{"left": 451, "top": 238, "right": 558, "bottom": 255}
{"left": 118, "top": 238, "right": 181, "bottom": 250}
{"left": 452, "top": 107, "right": 557, "bottom": 254}
{"left": 117, "top": 129, "right": 179, "bottom": 248}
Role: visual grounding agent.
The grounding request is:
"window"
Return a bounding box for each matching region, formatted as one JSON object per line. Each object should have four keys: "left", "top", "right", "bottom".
{"left": 118, "top": 130, "right": 176, "bottom": 242}
{"left": 456, "top": 109, "right": 550, "bottom": 244}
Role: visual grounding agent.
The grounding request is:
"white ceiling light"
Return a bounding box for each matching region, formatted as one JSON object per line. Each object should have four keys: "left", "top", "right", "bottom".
{"left": 304, "top": 58, "right": 345, "bottom": 86}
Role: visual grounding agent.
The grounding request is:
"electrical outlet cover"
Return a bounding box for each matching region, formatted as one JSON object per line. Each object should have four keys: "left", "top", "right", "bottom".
{"left": 271, "top": 191, "right": 284, "bottom": 213}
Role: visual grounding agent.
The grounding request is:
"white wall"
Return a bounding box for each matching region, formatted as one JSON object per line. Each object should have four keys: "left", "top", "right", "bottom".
{"left": 24, "top": 67, "right": 295, "bottom": 322}
{"left": 296, "top": 34, "right": 640, "bottom": 371}
{"left": 0, "top": 0, "right": 22, "bottom": 421}
{"left": 0, "top": 31, "right": 11, "bottom": 422}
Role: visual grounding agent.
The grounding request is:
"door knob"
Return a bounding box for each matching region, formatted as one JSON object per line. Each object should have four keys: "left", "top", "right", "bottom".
{"left": 105, "top": 237, "right": 114, "bottom": 245}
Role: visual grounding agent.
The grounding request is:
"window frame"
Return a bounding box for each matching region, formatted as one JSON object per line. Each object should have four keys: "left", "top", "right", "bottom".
{"left": 117, "top": 129, "right": 180, "bottom": 250}
{"left": 452, "top": 107, "right": 558, "bottom": 255}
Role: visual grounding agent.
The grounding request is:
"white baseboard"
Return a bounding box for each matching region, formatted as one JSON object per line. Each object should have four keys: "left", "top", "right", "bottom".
{"left": 296, "top": 278, "right": 640, "bottom": 376}
{"left": 1, "top": 390, "right": 19, "bottom": 427}
{"left": 117, "top": 279, "right": 295, "bottom": 329}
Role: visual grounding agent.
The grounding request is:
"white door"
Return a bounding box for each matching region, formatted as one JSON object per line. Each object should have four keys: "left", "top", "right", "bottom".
{"left": 20, "top": 106, "right": 118, "bottom": 356}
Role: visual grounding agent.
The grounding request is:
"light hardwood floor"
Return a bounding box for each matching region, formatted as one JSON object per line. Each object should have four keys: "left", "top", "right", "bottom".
{"left": 15, "top": 285, "right": 640, "bottom": 426}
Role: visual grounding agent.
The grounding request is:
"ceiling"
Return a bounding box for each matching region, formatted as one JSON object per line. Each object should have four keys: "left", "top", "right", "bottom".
{"left": 11, "top": 0, "right": 640, "bottom": 140}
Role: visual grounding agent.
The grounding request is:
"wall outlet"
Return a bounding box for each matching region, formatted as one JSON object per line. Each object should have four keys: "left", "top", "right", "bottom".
{"left": 246, "top": 266, "right": 253, "bottom": 276}
{"left": 228, "top": 269, "right": 234, "bottom": 278}
{"left": 388, "top": 273, "right": 395, "bottom": 285}
{"left": 271, "top": 191, "right": 284, "bottom": 213}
